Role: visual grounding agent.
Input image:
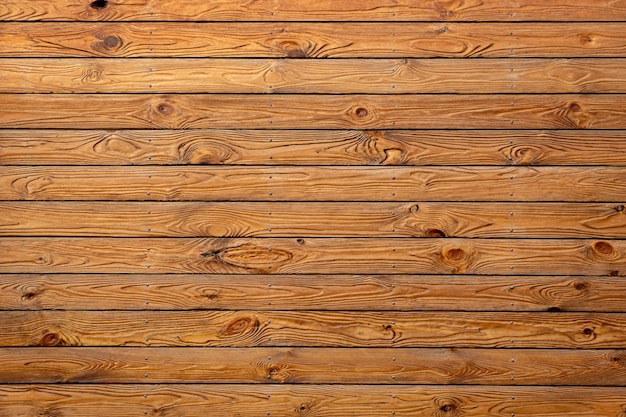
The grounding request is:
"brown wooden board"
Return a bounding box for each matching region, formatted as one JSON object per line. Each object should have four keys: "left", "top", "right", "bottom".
{"left": 2, "top": 0, "right": 626, "bottom": 22}
{"left": 0, "top": 237, "right": 624, "bottom": 275}
{"left": 4, "top": 58, "right": 626, "bottom": 94}
{"left": 2, "top": 22, "right": 626, "bottom": 58}
{"left": 1, "top": 347, "right": 624, "bottom": 385}
{"left": 4, "top": 129, "right": 626, "bottom": 166}
{"left": 1, "top": 274, "right": 623, "bottom": 312}
{"left": 1, "top": 384, "right": 626, "bottom": 417}
{"left": 2, "top": 310, "right": 625, "bottom": 348}
{"left": 2, "top": 201, "right": 625, "bottom": 239}
{"left": 1, "top": 166, "right": 625, "bottom": 202}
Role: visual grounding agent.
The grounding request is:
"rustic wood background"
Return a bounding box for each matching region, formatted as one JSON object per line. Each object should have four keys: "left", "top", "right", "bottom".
{"left": 1, "top": 1, "right": 626, "bottom": 415}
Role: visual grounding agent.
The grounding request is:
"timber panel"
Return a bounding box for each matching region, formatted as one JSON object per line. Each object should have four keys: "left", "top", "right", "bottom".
{"left": 1, "top": 1, "right": 625, "bottom": 416}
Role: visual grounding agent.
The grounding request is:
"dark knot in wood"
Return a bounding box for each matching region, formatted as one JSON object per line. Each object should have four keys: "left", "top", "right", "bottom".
{"left": 574, "top": 281, "right": 589, "bottom": 291}
{"left": 90, "top": 0, "right": 108, "bottom": 9}
{"left": 103, "top": 35, "right": 122, "bottom": 49}
{"left": 426, "top": 229, "right": 446, "bottom": 237}
{"left": 156, "top": 103, "right": 174, "bottom": 115}
{"left": 221, "top": 316, "right": 260, "bottom": 336}
{"left": 569, "top": 102, "right": 581, "bottom": 112}
{"left": 355, "top": 107, "right": 369, "bottom": 118}
{"left": 593, "top": 241, "right": 613, "bottom": 255}
{"left": 446, "top": 248, "right": 466, "bottom": 261}
{"left": 40, "top": 332, "right": 61, "bottom": 346}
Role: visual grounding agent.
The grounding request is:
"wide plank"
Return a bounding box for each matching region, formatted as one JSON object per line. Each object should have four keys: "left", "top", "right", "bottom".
{"left": 2, "top": 94, "right": 625, "bottom": 129}
{"left": 1, "top": 166, "right": 624, "bottom": 202}
{"left": 2, "top": 0, "right": 626, "bottom": 22}
{"left": 1, "top": 384, "right": 626, "bottom": 417}
{"left": 2, "top": 22, "right": 626, "bottom": 58}
{"left": 1, "top": 347, "right": 623, "bottom": 385}
{"left": 3, "top": 310, "right": 625, "bottom": 348}
{"left": 2, "top": 274, "right": 624, "bottom": 312}
{"left": 2, "top": 202, "right": 625, "bottom": 239}
{"left": 0, "top": 237, "right": 624, "bottom": 275}
{"left": 4, "top": 129, "right": 626, "bottom": 166}
{"left": 4, "top": 58, "right": 626, "bottom": 94}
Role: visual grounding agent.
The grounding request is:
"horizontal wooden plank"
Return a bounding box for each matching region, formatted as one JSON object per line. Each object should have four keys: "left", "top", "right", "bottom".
{"left": 2, "top": 202, "right": 626, "bottom": 239}
{"left": 1, "top": 347, "right": 624, "bottom": 385}
{"left": 4, "top": 58, "right": 626, "bottom": 94}
{"left": 2, "top": 166, "right": 625, "bottom": 202}
{"left": 1, "top": 237, "right": 624, "bottom": 275}
{"left": 4, "top": 129, "right": 626, "bottom": 166}
{"left": 3, "top": 274, "right": 625, "bottom": 312}
{"left": 2, "top": 22, "right": 626, "bottom": 58}
{"left": 3, "top": 310, "right": 626, "bottom": 348}
{"left": 2, "top": 385, "right": 626, "bottom": 417}
{"left": 3, "top": 0, "right": 626, "bottom": 22}
{"left": 2, "top": 94, "right": 624, "bottom": 130}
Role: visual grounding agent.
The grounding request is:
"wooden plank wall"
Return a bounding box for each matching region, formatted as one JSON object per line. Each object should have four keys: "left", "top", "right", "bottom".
{"left": 1, "top": 1, "right": 626, "bottom": 415}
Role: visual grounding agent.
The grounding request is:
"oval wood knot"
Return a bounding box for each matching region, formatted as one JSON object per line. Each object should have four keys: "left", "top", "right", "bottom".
{"left": 426, "top": 229, "right": 446, "bottom": 237}
{"left": 569, "top": 102, "right": 581, "bottom": 112}
{"left": 574, "top": 281, "right": 589, "bottom": 291}
{"left": 156, "top": 103, "right": 174, "bottom": 115}
{"left": 21, "top": 291, "right": 38, "bottom": 301}
{"left": 616, "top": 205, "right": 625, "bottom": 212}
{"left": 221, "top": 317, "right": 260, "bottom": 336}
{"left": 90, "top": 0, "right": 108, "bottom": 9}
{"left": 409, "top": 204, "right": 420, "bottom": 214}
{"left": 440, "top": 404, "right": 455, "bottom": 413}
{"left": 445, "top": 248, "right": 466, "bottom": 261}
{"left": 582, "top": 327, "right": 595, "bottom": 337}
{"left": 593, "top": 241, "right": 614, "bottom": 255}
{"left": 40, "top": 332, "right": 61, "bottom": 347}
{"left": 355, "top": 107, "right": 369, "bottom": 118}
{"left": 103, "top": 35, "right": 122, "bottom": 49}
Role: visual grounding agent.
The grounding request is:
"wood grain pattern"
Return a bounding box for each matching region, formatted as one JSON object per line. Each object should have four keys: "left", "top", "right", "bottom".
{"left": 1, "top": 347, "right": 624, "bottom": 385}
{"left": 3, "top": 274, "right": 624, "bottom": 312}
{"left": 3, "top": 0, "right": 626, "bottom": 21}
{"left": 2, "top": 384, "right": 626, "bottom": 417}
{"left": 0, "top": 237, "right": 624, "bottom": 275}
{"left": 3, "top": 310, "right": 626, "bottom": 348}
{"left": 2, "top": 166, "right": 625, "bottom": 202}
{"left": 3, "top": 22, "right": 626, "bottom": 58}
{"left": 4, "top": 58, "right": 626, "bottom": 94}
{"left": 2, "top": 94, "right": 625, "bottom": 129}
{"left": 4, "top": 129, "right": 626, "bottom": 166}
{"left": 2, "top": 201, "right": 625, "bottom": 238}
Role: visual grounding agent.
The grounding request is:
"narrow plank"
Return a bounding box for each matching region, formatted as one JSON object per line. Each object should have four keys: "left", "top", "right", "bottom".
{"left": 2, "top": 166, "right": 625, "bottom": 202}
{"left": 3, "top": 310, "right": 625, "bottom": 348}
{"left": 2, "top": 94, "right": 624, "bottom": 130}
{"left": 4, "top": 129, "right": 626, "bottom": 166}
{"left": 5, "top": 58, "right": 626, "bottom": 94}
{"left": 3, "top": 0, "right": 626, "bottom": 22}
{"left": 1, "top": 237, "right": 624, "bottom": 275}
{"left": 2, "top": 274, "right": 624, "bottom": 312}
{"left": 2, "top": 202, "right": 626, "bottom": 239}
{"left": 1, "top": 347, "right": 623, "bottom": 385}
{"left": 1, "top": 385, "right": 626, "bottom": 417}
{"left": 2, "top": 22, "right": 626, "bottom": 58}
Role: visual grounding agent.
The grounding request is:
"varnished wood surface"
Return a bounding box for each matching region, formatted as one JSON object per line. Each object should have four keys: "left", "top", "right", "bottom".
{"left": 4, "top": 129, "right": 626, "bottom": 166}
{"left": 1, "top": 237, "right": 624, "bottom": 275}
{"left": 2, "top": 385, "right": 626, "bottom": 417}
{"left": 4, "top": 58, "right": 626, "bottom": 94}
{"left": 3, "top": 310, "right": 625, "bottom": 348}
{"left": 2, "top": 94, "right": 625, "bottom": 129}
{"left": 1, "top": 347, "right": 624, "bottom": 385}
{"left": 3, "top": 22, "right": 626, "bottom": 58}
{"left": 3, "top": 0, "right": 626, "bottom": 22}
{"left": 2, "top": 166, "right": 625, "bottom": 202}
{"left": 2, "top": 201, "right": 625, "bottom": 238}
{"left": 2, "top": 274, "right": 624, "bottom": 312}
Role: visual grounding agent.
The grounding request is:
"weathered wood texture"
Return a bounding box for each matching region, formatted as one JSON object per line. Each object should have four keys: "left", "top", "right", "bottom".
{"left": 2, "top": 274, "right": 624, "bottom": 312}
{"left": 3, "top": 23, "right": 626, "bottom": 58}
{"left": 4, "top": 129, "right": 626, "bottom": 166}
{"left": 3, "top": 310, "right": 625, "bottom": 348}
{"left": 2, "top": 201, "right": 625, "bottom": 238}
{"left": 2, "top": 94, "right": 625, "bottom": 129}
{"left": 1, "top": 347, "right": 625, "bottom": 385}
{"left": 2, "top": 1, "right": 625, "bottom": 414}
{"left": 1, "top": 237, "right": 624, "bottom": 275}
{"left": 5, "top": 58, "right": 626, "bottom": 94}
{"left": 3, "top": 0, "right": 626, "bottom": 21}
{"left": 2, "top": 385, "right": 626, "bottom": 417}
